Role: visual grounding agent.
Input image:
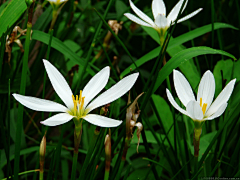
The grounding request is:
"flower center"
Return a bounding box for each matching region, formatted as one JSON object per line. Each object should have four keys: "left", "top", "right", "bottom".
{"left": 200, "top": 98, "right": 207, "bottom": 115}
{"left": 70, "top": 90, "right": 87, "bottom": 119}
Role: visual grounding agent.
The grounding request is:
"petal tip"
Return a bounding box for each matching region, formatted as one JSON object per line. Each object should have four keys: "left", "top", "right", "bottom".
{"left": 134, "top": 72, "right": 139, "bottom": 77}
{"left": 173, "top": 69, "right": 181, "bottom": 77}
{"left": 173, "top": 69, "right": 179, "bottom": 74}
{"left": 42, "top": 59, "right": 48, "bottom": 64}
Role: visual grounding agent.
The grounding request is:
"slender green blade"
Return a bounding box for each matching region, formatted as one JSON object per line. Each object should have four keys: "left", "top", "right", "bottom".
{"left": 120, "top": 23, "right": 238, "bottom": 78}
{"left": 153, "top": 46, "right": 236, "bottom": 93}
{"left": 0, "top": 0, "right": 27, "bottom": 37}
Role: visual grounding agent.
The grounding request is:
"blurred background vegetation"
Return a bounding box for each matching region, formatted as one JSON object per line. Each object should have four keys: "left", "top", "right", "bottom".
{"left": 0, "top": 0, "right": 240, "bottom": 179}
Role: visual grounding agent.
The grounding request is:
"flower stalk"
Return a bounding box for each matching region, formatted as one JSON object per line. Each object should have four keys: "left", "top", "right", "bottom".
{"left": 104, "top": 132, "right": 111, "bottom": 180}
{"left": 39, "top": 133, "right": 46, "bottom": 180}
{"left": 70, "top": 121, "right": 83, "bottom": 180}
{"left": 193, "top": 128, "right": 201, "bottom": 175}
{"left": 13, "top": 1, "right": 35, "bottom": 178}
{"left": 78, "top": 126, "right": 101, "bottom": 179}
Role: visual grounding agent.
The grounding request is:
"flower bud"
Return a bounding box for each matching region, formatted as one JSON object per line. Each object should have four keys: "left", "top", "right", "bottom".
{"left": 39, "top": 134, "right": 46, "bottom": 173}
{"left": 25, "top": 0, "right": 33, "bottom": 7}
{"left": 135, "top": 122, "right": 143, "bottom": 153}
{"left": 105, "top": 134, "right": 111, "bottom": 172}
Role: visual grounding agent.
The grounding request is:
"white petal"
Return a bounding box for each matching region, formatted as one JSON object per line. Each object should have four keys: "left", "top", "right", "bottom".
{"left": 86, "top": 73, "right": 139, "bottom": 113}
{"left": 152, "top": 0, "right": 166, "bottom": 19}
{"left": 197, "top": 70, "right": 215, "bottom": 112}
{"left": 166, "top": 89, "right": 188, "bottom": 116}
{"left": 83, "top": 114, "right": 122, "bottom": 127}
{"left": 177, "top": 8, "right": 203, "bottom": 23}
{"left": 204, "top": 103, "right": 228, "bottom": 121}
{"left": 40, "top": 113, "right": 74, "bottom": 126}
{"left": 129, "top": 0, "right": 155, "bottom": 27}
{"left": 124, "top": 13, "right": 153, "bottom": 27}
{"left": 173, "top": 70, "right": 195, "bottom": 107}
{"left": 154, "top": 14, "right": 168, "bottom": 28}
{"left": 205, "top": 79, "right": 236, "bottom": 117}
{"left": 43, "top": 60, "right": 74, "bottom": 109}
{"left": 82, "top": 67, "right": 110, "bottom": 108}
{"left": 13, "top": 94, "right": 68, "bottom": 112}
{"left": 48, "top": 0, "right": 67, "bottom": 3}
{"left": 167, "top": 0, "right": 188, "bottom": 24}
{"left": 186, "top": 100, "right": 203, "bottom": 120}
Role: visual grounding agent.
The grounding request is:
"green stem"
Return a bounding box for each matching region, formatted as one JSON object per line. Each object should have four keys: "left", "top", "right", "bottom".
{"left": 39, "top": 171, "right": 43, "bottom": 180}
{"left": 14, "top": 21, "right": 32, "bottom": 180}
{"left": 193, "top": 128, "right": 201, "bottom": 179}
{"left": 104, "top": 171, "right": 110, "bottom": 180}
{"left": 50, "top": 10, "right": 58, "bottom": 30}
{"left": 115, "top": 137, "right": 130, "bottom": 180}
{"left": 71, "top": 124, "right": 83, "bottom": 180}
{"left": 71, "top": 152, "right": 79, "bottom": 180}
{"left": 194, "top": 156, "right": 198, "bottom": 175}
{"left": 115, "top": 160, "right": 125, "bottom": 180}
{"left": 3, "top": 169, "right": 40, "bottom": 180}
{"left": 78, "top": 127, "right": 100, "bottom": 180}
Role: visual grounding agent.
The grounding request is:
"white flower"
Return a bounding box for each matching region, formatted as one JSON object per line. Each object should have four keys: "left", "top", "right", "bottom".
{"left": 13, "top": 60, "right": 139, "bottom": 127}
{"left": 48, "top": 0, "right": 68, "bottom": 5}
{"left": 124, "top": 0, "right": 202, "bottom": 34}
{"left": 166, "top": 70, "right": 236, "bottom": 122}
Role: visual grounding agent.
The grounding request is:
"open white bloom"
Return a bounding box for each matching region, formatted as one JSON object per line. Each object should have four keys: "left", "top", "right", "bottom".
{"left": 166, "top": 70, "right": 236, "bottom": 122}
{"left": 13, "top": 60, "right": 139, "bottom": 127}
{"left": 48, "top": 0, "right": 68, "bottom": 5}
{"left": 47, "top": 0, "right": 68, "bottom": 13}
{"left": 124, "top": 0, "right": 202, "bottom": 34}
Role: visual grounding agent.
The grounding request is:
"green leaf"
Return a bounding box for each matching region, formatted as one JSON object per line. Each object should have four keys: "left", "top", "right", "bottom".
{"left": 32, "top": 30, "right": 95, "bottom": 75}
{"left": 153, "top": 47, "right": 236, "bottom": 93}
{"left": 213, "top": 59, "right": 240, "bottom": 96}
{"left": 120, "top": 23, "right": 238, "bottom": 78}
{"left": 0, "top": 0, "right": 27, "bottom": 37}
{"left": 168, "top": 23, "right": 238, "bottom": 50}
{"left": 142, "top": 23, "right": 238, "bottom": 47}
{"left": 151, "top": 94, "right": 174, "bottom": 147}
{"left": 115, "top": 0, "right": 128, "bottom": 20}
{"left": 167, "top": 45, "right": 201, "bottom": 91}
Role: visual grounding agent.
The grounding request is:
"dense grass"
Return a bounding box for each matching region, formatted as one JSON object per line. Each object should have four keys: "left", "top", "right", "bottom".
{"left": 0, "top": 0, "right": 240, "bottom": 179}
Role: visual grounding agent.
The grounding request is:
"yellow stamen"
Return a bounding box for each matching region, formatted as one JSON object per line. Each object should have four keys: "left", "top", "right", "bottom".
{"left": 72, "top": 95, "right": 77, "bottom": 112}
{"left": 200, "top": 98, "right": 202, "bottom": 107}
{"left": 79, "top": 90, "right": 82, "bottom": 104}
{"left": 76, "top": 95, "right": 78, "bottom": 102}
{"left": 81, "top": 97, "right": 85, "bottom": 109}
{"left": 202, "top": 103, "right": 207, "bottom": 115}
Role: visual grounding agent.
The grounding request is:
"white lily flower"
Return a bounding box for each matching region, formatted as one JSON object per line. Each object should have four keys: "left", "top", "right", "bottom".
{"left": 48, "top": 0, "right": 68, "bottom": 5}
{"left": 124, "top": 0, "right": 202, "bottom": 35}
{"left": 166, "top": 70, "right": 236, "bottom": 123}
{"left": 47, "top": 0, "right": 68, "bottom": 15}
{"left": 13, "top": 60, "right": 139, "bottom": 127}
